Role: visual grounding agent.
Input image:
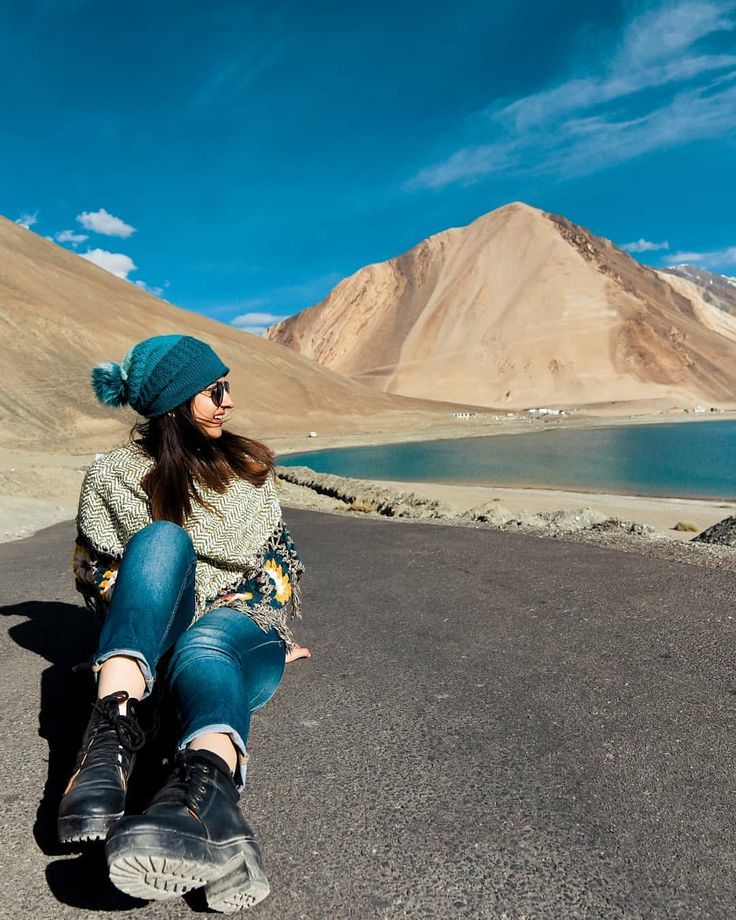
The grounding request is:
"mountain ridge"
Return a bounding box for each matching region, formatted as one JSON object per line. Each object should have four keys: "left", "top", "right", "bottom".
{"left": 265, "top": 203, "right": 736, "bottom": 410}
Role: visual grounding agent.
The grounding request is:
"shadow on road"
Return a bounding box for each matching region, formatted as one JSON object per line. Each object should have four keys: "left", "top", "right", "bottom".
{"left": 45, "top": 850, "right": 211, "bottom": 913}
{"left": 1, "top": 600, "right": 182, "bottom": 911}
{"left": 45, "top": 849, "right": 142, "bottom": 912}
{"left": 2, "top": 600, "right": 99, "bottom": 856}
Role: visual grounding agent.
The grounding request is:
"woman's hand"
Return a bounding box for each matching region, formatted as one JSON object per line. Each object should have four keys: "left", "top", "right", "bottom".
{"left": 286, "top": 643, "right": 311, "bottom": 663}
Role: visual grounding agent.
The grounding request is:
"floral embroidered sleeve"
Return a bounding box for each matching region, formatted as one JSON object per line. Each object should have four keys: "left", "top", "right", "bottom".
{"left": 71, "top": 538, "right": 120, "bottom": 621}
{"left": 206, "top": 520, "right": 304, "bottom": 651}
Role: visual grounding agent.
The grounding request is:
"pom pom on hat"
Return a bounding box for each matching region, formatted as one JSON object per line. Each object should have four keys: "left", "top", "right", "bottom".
{"left": 89, "top": 336, "right": 229, "bottom": 417}
{"left": 91, "top": 361, "right": 129, "bottom": 407}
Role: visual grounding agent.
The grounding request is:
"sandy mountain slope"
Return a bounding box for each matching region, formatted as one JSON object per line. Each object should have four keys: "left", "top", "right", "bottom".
{"left": 0, "top": 217, "right": 469, "bottom": 452}
{"left": 265, "top": 203, "right": 736, "bottom": 410}
{"left": 657, "top": 270, "right": 736, "bottom": 347}
{"left": 662, "top": 265, "right": 736, "bottom": 318}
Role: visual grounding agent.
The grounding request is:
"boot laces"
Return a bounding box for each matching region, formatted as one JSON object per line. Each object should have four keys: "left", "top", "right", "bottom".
{"left": 153, "top": 754, "right": 212, "bottom": 812}
{"left": 80, "top": 698, "right": 146, "bottom": 768}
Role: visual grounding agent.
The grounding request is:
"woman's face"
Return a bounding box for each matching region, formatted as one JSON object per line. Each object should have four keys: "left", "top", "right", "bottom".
{"left": 190, "top": 376, "right": 234, "bottom": 439}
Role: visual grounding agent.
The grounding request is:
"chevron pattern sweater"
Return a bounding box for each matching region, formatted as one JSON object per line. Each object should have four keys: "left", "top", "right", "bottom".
{"left": 72, "top": 441, "right": 303, "bottom": 649}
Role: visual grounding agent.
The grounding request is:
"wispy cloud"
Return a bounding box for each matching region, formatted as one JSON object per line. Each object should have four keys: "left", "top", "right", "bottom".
{"left": 407, "top": 143, "right": 518, "bottom": 191}
{"left": 55, "top": 228, "right": 89, "bottom": 247}
{"left": 664, "top": 245, "right": 736, "bottom": 268}
{"left": 77, "top": 208, "right": 136, "bottom": 238}
{"left": 499, "top": 1, "right": 735, "bottom": 130}
{"left": 621, "top": 238, "right": 670, "bottom": 252}
{"left": 135, "top": 279, "right": 170, "bottom": 298}
{"left": 81, "top": 248, "right": 138, "bottom": 279}
{"left": 189, "top": 50, "right": 282, "bottom": 112}
{"left": 231, "top": 310, "right": 285, "bottom": 336}
{"left": 408, "top": 0, "right": 736, "bottom": 189}
{"left": 15, "top": 210, "right": 38, "bottom": 229}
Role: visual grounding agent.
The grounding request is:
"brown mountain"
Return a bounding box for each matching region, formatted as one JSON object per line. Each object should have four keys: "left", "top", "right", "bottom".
{"left": 0, "top": 217, "right": 470, "bottom": 451}
{"left": 265, "top": 202, "right": 736, "bottom": 410}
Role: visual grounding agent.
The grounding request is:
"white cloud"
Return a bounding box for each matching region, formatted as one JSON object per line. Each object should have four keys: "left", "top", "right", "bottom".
{"left": 231, "top": 311, "right": 285, "bottom": 335}
{"left": 15, "top": 211, "right": 38, "bottom": 229}
{"left": 55, "top": 228, "right": 89, "bottom": 247}
{"left": 135, "top": 279, "right": 168, "bottom": 298}
{"left": 77, "top": 208, "right": 136, "bottom": 238}
{"left": 665, "top": 245, "right": 736, "bottom": 268}
{"left": 81, "top": 248, "right": 138, "bottom": 279}
{"left": 552, "top": 75, "right": 736, "bottom": 176}
{"left": 408, "top": 1, "right": 736, "bottom": 189}
{"left": 621, "top": 238, "right": 670, "bottom": 253}
{"left": 232, "top": 311, "right": 283, "bottom": 325}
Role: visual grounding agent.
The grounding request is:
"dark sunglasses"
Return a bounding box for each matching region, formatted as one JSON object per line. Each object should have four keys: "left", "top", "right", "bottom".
{"left": 203, "top": 380, "right": 230, "bottom": 407}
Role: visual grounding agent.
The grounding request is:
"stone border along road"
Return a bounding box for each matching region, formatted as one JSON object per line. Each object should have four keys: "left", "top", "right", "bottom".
{"left": 1, "top": 508, "right": 735, "bottom": 918}
{"left": 276, "top": 465, "right": 736, "bottom": 576}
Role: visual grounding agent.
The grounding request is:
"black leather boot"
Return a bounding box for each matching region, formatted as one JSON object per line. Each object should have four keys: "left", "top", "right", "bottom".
{"left": 106, "top": 748, "right": 269, "bottom": 912}
{"left": 58, "top": 690, "right": 145, "bottom": 843}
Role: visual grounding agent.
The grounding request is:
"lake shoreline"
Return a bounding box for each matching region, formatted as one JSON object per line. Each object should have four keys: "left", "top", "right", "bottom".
{"left": 268, "top": 409, "right": 736, "bottom": 459}
{"left": 276, "top": 416, "right": 736, "bottom": 507}
{"left": 2, "top": 411, "right": 736, "bottom": 545}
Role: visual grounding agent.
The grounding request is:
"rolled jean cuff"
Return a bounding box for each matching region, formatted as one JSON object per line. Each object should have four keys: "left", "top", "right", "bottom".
{"left": 178, "top": 724, "right": 249, "bottom": 790}
{"left": 92, "top": 648, "right": 155, "bottom": 699}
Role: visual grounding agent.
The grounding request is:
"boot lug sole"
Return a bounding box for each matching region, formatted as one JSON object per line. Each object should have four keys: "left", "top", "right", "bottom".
{"left": 106, "top": 831, "right": 269, "bottom": 909}
{"left": 58, "top": 813, "right": 123, "bottom": 843}
{"left": 108, "top": 851, "right": 218, "bottom": 900}
{"left": 205, "top": 845, "right": 271, "bottom": 913}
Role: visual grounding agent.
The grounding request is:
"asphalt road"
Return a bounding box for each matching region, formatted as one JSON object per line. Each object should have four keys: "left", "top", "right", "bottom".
{"left": 1, "top": 509, "right": 736, "bottom": 919}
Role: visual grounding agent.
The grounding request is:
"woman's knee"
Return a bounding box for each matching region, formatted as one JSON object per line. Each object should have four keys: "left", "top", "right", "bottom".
{"left": 167, "top": 612, "right": 285, "bottom": 706}
{"left": 131, "top": 520, "right": 193, "bottom": 545}
{"left": 172, "top": 610, "right": 281, "bottom": 665}
{"left": 167, "top": 622, "right": 233, "bottom": 679}
{"left": 122, "top": 522, "right": 196, "bottom": 579}
{"left": 128, "top": 520, "right": 194, "bottom": 555}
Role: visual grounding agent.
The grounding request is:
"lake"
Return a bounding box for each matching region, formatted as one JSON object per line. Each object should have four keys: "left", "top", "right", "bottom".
{"left": 278, "top": 420, "right": 736, "bottom": 500}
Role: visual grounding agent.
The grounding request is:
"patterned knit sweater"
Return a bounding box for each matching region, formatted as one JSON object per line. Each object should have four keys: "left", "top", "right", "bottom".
{"left": 72, "top": 441, "right": 303, "bottom": 650}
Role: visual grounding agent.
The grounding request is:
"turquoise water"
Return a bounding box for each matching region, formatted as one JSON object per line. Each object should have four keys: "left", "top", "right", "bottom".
{"left": 279, "top": 420, "right": 736, "bottom": 500}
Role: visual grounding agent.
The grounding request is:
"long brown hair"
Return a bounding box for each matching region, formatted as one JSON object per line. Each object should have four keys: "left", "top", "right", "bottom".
{"left": 129, "top": 400, "right": 275, "bottom": 526}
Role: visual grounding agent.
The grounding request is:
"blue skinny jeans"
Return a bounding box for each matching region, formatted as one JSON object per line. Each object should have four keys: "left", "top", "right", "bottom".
{"left": 93, "top": 521, "right": 286, "bottom": 787}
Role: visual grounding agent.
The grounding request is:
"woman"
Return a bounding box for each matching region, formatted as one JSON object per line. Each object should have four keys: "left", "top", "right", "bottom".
{"left": 59, "top": 334, "right": 308, "bottom": 912}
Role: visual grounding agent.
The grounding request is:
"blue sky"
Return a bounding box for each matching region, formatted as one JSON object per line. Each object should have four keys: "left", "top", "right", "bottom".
{"left": 3, "top": 0, "right": 735, "bottom": 334}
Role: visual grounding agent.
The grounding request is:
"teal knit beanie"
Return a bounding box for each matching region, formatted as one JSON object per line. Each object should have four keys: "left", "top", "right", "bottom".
{"left": 91, "top": 335, "right": 230, "bottom": 418}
